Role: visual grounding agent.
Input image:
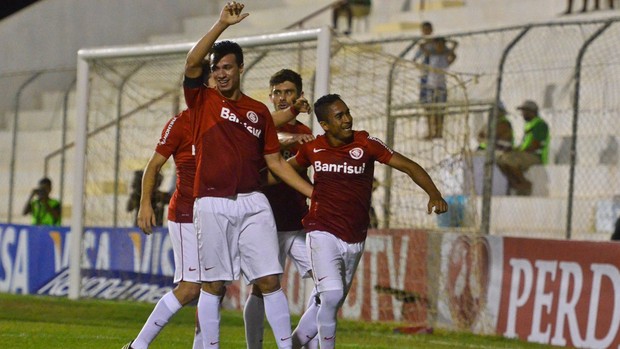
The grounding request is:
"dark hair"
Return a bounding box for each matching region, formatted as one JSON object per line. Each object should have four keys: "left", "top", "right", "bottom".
{"left": 422, "top": 21, "right": 433, "bottom": 29}
{"left": 314, "top": 94, "right": 342, "bottom": 122}
{"left": 269, "top": 69, "right": 303, "bottom": 95}
{"left": 39, "top": 177, "right": 52, "bottom": 186}
{"left": 210, "top": 40, "right": 244, "bottom": 67}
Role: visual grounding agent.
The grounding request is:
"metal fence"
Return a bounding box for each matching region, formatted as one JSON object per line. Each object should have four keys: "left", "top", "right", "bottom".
{"left": 1, "top": 18, "right": 619, "bottom": 240}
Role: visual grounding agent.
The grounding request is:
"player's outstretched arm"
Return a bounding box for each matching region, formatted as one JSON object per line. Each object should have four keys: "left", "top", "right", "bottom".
{"left": 271, "top": 95, "right": 311, "bottom": 127}
{"left": 138, "top": 152, "right": 168, "bottom": 234}
{"left": 185, "top": 2, "right": 249, "bottom": 79}
{"left": 264, "top": 152, "right": 313, "bottom": 197}
{"left": 278, "top": 132, "right": 315, "bottom": 148}
{"left": 387, "top": 152, "right": 448, "bottom": 215}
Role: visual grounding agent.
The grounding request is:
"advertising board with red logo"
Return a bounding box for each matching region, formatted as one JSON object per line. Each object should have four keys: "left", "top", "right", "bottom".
{"left": 437, "top": 232, "right": 620, "bottom": 348}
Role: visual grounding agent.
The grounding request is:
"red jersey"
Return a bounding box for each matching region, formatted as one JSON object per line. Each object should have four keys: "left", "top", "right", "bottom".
{"left": 295, "top": 131, "right": 394, "bottom": 243}
{"left": 184, "top": 78, "right": 280, "bottom": 197}
{"left": 262, "top": 121, "right": 312, "bottom": 231}
{"left": 155, "top": 110, "right": 195, "bottom": 223}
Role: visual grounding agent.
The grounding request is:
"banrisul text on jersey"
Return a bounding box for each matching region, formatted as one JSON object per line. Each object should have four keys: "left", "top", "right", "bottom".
{"left": 313, "top": 161, "right": 366, "bottom": 174}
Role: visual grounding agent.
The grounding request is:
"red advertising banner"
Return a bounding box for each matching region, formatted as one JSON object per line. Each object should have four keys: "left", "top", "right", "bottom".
{"left": 497, "top": 237, "right": 620, "bottom": 348}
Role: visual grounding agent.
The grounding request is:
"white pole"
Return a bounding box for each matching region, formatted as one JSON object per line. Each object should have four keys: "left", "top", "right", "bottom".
{"left": 68, "top": 54, "right": 90, "bottom": 300}
{"left": 312, "top": 26, "right": 332, "bottom": 136}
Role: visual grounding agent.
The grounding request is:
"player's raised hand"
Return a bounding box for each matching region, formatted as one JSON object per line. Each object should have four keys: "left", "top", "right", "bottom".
{"left": 427, "top": 196, "right": 448, "bottom": 215}
{"left": 293, "top": 94, "right": 312, "bottom": 114}
{"left": 220, "top": 1, "right": 249, "bottom": 26}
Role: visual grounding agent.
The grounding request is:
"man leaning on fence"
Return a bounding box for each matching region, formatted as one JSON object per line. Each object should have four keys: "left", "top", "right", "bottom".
{"left": 496, "top": 100, "right": 549, "bottom": 196}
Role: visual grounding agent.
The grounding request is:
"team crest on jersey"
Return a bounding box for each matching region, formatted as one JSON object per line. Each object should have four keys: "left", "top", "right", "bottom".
{"left": 246, "top": 111, "right": 259, "bottom": 123}
{"left": 349, "top": 147, "right": 364, "bottom": 160}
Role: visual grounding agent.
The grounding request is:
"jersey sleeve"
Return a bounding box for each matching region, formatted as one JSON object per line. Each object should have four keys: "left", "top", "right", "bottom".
{"left": 154, "top": 113, "right": 183, "bottom": 159}
{"left": 183, "top": 76, "right": 203, "bottom": 109}
{"left": 367, "top": 134, "right": 394, "bottom": 164}
{"left": 294, "top": 143, "right": 311, "bottom": 168}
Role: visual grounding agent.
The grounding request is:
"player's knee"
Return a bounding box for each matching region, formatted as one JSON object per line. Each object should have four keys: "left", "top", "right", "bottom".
{"left": 319, "top": 289, "right": 344, "bottom": 308}
{"left": 250, "top": 283, "right": 263, "bottom": 297}
{"left": 254, "top": 274, "right": 281, "bottom": 294}
{"left": 202, "top": 281, "right": 226, "bottom": 296}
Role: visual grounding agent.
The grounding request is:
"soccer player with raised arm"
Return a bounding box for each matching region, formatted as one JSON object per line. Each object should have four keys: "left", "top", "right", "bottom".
{"left": 184, "top": 2, "right": 313, "bottom": 349}
{"left": 286, "top": 94, "right": 448, "bottom": 349}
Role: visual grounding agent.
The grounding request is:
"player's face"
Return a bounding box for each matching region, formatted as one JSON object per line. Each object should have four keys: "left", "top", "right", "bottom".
{"left": 211, "top": 53, "right": 243, "bottom": 96}
{"left": 270, "top": 81, "right": 299, "bottom": 111}
{"left": 321, "top": 99, "right": 354, "bottom": 145}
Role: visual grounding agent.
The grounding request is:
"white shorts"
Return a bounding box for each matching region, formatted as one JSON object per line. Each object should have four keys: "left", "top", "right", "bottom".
{"left": 307, "top": 230, "right": 365, "bottom": 294}
{"left": 278, "top": 230, "right": 312, "bottom": 279}
{"left": 168, "top": 221, "right": 201, "bottom": 284}
{"left": 194, "top": 192, "right": 282, "bottom": 284}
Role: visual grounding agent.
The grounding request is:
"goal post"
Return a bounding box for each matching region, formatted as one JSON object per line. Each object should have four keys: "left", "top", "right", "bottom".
{"left": 69, "top": 27, "right": 333, "bottom": 300}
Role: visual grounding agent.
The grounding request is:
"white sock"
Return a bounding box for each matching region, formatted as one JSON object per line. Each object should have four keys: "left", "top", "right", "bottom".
{"left": 244, "top": 294, "right": 265, "bottom": 349}
{"left": 192, "top": 308, "right": 202, "bottom": 349}
{"left": 292, "top": 289, "right": 319, "bottom": 348}
{"left": 263, "top": 289, "right": 292, "bottom": 349}
{"left": 317, "top": 290, "right": 343, "bottom": 349}
{"left": 132, "top": 291, "right": 182, "bottom": 349}
{"left": 198, "top": 290, "right": 222, "bottom": 348}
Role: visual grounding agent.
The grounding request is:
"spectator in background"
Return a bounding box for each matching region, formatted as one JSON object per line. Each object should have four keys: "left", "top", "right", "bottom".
{"left": 127, "top": 170, "right": 170, "bottom": 227}
{"left": 476, "top": 102, "right": 514, "bottom": 155}
{"left": 413, "top": 22, "right": 434, "bottom": 100}
{"left": 416, "top": 36, "right": 457, "bottom": 139}
{"left": 563, "top": 0, "right": 614, "bottom": 14}
{"left": 332, "top": 0, "right": 372, "bottom": 35}
{"left": 22, "top": 177, "right": 61, "bottom": 226}
{"left": 496, "top": 100, "right": 549, "bottom": 196}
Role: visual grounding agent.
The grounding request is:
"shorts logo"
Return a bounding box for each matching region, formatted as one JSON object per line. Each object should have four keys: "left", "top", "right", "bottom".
{"left": 247, "top": 111, "right": 258, "bottom": 123}
{"left": 318, "top": 276, "right": 328, "bottom": 282}
{"left": 349, "top": 147, "right": 363, "bottom": 159}
{"left": 189, "top": 267, "right": 196, "bottom": 271}
{"left": 204, "top": 266, "right": 215, "bottom": 271}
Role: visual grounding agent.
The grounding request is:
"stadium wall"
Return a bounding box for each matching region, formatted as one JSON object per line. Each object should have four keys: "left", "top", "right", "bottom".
{"left": 2, "top": 222, "right": 619, "bottom": 348}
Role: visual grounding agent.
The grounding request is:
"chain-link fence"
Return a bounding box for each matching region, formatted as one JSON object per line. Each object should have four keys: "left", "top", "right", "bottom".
{"left": 1, "top": 18, "right": 619, "bottom": 240}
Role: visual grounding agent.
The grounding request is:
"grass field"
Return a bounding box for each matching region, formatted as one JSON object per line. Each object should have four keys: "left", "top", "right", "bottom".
{"left": 0, "top": 293, "right": 562, "bottom": 348}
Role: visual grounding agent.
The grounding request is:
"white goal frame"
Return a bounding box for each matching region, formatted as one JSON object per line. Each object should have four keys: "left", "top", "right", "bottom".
{"left": 69, "top": 27, "right": 333, "bottom": 300}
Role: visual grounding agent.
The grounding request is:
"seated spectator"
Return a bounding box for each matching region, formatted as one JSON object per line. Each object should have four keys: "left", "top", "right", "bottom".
{"left": 496, "top": 100, "right": 550, "bottom": 196}
{"left": 477, "top": 102, "right": 514, "bottom": 155}
{"left": 332, "top": 0, "right": 372, "bottom": 35}
{"left": 23, "top": 177, "right": 62, "bottom": 226}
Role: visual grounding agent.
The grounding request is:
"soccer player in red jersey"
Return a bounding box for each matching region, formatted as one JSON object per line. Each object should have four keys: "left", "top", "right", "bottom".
{"left": 184, "top": 3, "right": 313, "bottom": 349}
{"left": 122, "top": 64, "right": 310, "bottom": 349}
{"left": 286, "top": 94, "right": 448, "bottom": 349}
{"left": 244, "top": 69, "right": 319, "bottom": 349}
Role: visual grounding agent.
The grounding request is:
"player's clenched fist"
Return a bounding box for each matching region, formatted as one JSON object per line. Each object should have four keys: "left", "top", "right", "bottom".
{"left": 293, "top": 95, "right": 312, "bottom": 114}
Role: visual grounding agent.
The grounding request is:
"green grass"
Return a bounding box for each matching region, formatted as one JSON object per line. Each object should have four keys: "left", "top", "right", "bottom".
{"left": 0, "top": 293, "right": 561, "bottom": 348}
